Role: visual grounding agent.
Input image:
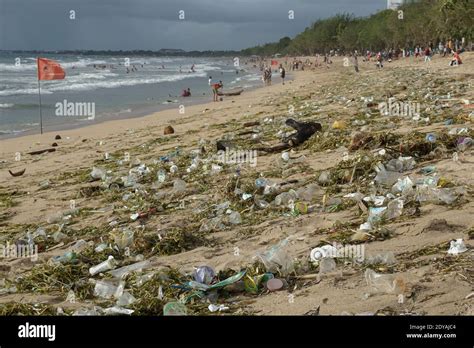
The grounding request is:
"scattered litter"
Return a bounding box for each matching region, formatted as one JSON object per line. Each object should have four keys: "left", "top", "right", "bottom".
{"left": 193, "top": 266, "right": 216, "bottom": 285}
{"left": 447, "top": 239, "right": 467, "bottom": 255}
{"left": 266, "top": 278, "right": 284, "bottom": 292}
{"left": 163, "top": 302, "right": 187, "bottom": 316}
{"left": 256, "top": 238, "right": 294, "bottom": 276}
{"left": 364, "top": 269, "right": 405, "bottom": 294}
{"left": 208, "top": 304, "right": 229, "bottom": 312}
{"left": 89, "top": 256, "right": 116, "bottom": 276}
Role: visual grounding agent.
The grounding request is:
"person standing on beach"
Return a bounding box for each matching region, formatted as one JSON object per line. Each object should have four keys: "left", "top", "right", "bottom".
{"left": 279, "top": 64, "right": 286, "bottom": 85}
{"left": 376, "top": 52, "right": 383, "bottom": 68}
{"left": 353, "top": 53, "right": 359, "bottom": 73}
{"left": 424, "top": 46, "right": 432, "bottom": 62}
{"left": 212, "top": 81, "right": 223, "bottom": 101}
{"left": 208, "top": 76, "right": 212, "bottom": 86}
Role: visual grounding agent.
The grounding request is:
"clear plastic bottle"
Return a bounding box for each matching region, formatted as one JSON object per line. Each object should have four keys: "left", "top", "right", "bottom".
{"left": 89, "top": 256, "right": 116, "bottom": 276}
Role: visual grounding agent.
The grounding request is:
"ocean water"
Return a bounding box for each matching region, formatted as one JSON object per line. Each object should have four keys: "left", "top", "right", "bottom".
{"left": 0, "top": 53, "right": 262, "bottom": 137}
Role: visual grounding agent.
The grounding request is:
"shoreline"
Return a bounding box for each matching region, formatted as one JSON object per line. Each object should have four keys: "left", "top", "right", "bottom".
{"left": 0, "top": 70, "right": 287, "bottom": 142}
{"left": 0, "top": 70, "right": 294, "bottom": 154}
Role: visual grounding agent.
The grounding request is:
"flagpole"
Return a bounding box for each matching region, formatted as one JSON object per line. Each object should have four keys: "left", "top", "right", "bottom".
{"left": 38, "top": 78, "right": 43, "bottom": 135}
{"left": 37, "top": 57, "right": 43, "bottom": 135}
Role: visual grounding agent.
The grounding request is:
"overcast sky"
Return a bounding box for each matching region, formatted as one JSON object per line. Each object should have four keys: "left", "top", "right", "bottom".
{"left": 0, "top": 0, "right": 387, "bottom": 51}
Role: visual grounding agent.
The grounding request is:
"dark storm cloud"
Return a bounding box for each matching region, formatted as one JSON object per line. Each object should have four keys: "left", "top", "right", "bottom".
{"left": 0, "top": 0, "right": 386, "bottom": 50}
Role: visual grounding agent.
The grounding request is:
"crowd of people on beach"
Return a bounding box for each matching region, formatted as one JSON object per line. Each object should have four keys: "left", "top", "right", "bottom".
{"left": 361, "top": 38, "right": 466, "bottom": 68}
{"left": 183, "top": 38, "right": 468, "bottom": 103}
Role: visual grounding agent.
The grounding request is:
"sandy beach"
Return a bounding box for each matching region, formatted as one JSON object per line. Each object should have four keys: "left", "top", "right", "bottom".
{"left": 0, "top": 53, "right": 473, "bottom": 315}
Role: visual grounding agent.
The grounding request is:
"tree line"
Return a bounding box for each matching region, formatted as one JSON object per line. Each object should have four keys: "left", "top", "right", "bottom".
{"left": 240, "top": 0, "right": 473, "bottom": 56}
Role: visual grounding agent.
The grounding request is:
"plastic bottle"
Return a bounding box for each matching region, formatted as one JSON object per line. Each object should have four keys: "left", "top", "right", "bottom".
{"left": 108, "top": 260, "right": 151, "bottom": 278}
{"left": 89, "top": 255, "right": 116, "bottom": 276}
{"left": 157, "top": 169, "right": 166, "bottom": 183}
{"left": 95, "top": 243, "right": 108, "bottom": 253}
{"left": 69, "top": 239, "right": 89, "bottom": 253}
{"left": 94, "top": 280, "right": 118, "bottom": 299}
{"left": 52, "top": 251, "right": 78, "bottom": 264}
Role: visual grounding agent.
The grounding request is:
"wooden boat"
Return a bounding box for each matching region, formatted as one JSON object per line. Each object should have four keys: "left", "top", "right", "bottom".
{"left": 217, "top": 88, "right": 243, "bottom": 96}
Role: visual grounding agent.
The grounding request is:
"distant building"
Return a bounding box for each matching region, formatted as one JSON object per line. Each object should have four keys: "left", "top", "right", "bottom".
{"left": 387, "top": 0, "right": 405, "bottom": 10}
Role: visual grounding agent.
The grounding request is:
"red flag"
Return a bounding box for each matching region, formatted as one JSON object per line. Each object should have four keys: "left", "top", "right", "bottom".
{"left": 271, "top": 60, "right": 278, "bottom": 66}
{"left": 37, "top": 58, "right": 66, "bottom": 80}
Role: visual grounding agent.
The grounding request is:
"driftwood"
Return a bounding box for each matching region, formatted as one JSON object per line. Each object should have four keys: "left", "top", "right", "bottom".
{"left": 237, "top": 130, "right": 259, "bottom": 136}
{"left": 243, "top": 121, "right": 260, "bottom": 127}
{"left": 256, "top": 118, "right": 322, "bottom": 153}
{"left": 256, "top": 143, "right": 291, "bottom": 153}
{"left": 27, "top": 148, "right": 56, "bottom": 156}
{"left": 8, "top": 168, "right": 26, "bottom": 177}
